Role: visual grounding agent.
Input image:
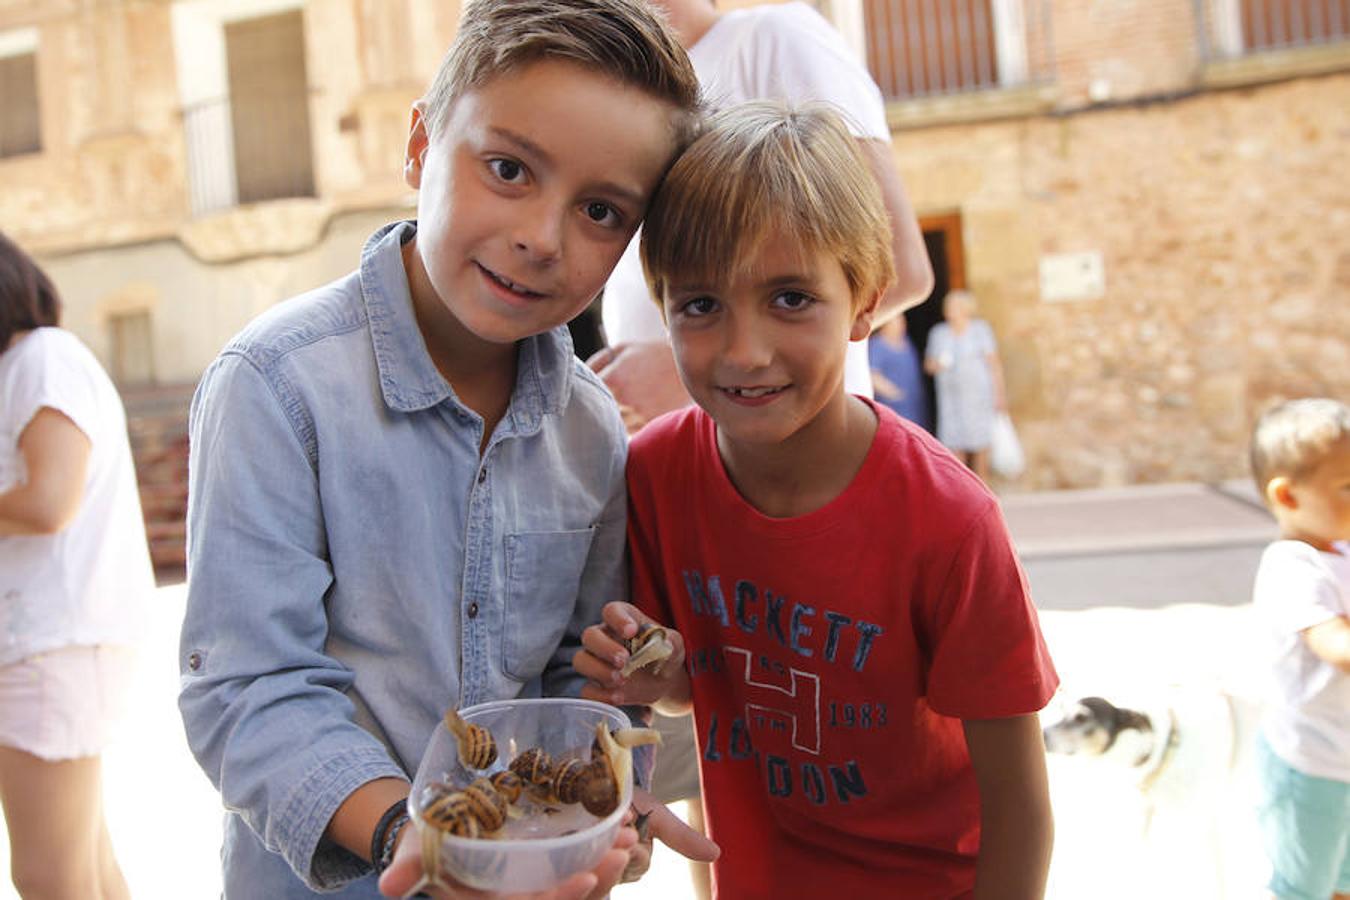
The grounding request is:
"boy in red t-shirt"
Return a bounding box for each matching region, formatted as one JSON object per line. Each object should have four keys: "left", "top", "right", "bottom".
{"left": 575, "top": 102, "right": 1059, "bottom": 899}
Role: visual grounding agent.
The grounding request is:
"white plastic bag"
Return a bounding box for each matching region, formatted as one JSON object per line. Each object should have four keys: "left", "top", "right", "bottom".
{"left": 989, "top": 413, "right": 1025, "bottom": 478}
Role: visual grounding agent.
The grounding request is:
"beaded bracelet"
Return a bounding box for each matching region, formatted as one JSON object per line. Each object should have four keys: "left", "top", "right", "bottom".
{"left": 371, "top": 798, "right": 411, "bottom": 876}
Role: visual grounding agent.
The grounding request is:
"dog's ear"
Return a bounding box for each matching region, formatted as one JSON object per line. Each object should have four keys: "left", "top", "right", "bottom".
{"left": 1079, "top": 696, "right": 1119, "bottom": 730}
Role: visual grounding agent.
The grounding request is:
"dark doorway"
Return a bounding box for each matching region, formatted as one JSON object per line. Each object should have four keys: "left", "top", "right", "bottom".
{"left": 905, "top": 212, "right": 966, "bottom": 436}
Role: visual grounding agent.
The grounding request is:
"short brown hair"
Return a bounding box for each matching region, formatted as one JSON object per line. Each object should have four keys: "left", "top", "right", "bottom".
{"left": 0, "top": 232, "right": 61, "bottom": 351}
{"left": 642, "top": 101, "right": 895, "bottom": 309}
{"left": 423, "top": 0, "right": 700, "bottom": 138}
{"left": 1250, "top": 398, "right": 1350, "bottom": 493}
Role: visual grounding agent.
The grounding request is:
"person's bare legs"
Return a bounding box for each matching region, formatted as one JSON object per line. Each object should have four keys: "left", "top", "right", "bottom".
{"left": 0, "top": 746, "right": 127, "bottom": 899}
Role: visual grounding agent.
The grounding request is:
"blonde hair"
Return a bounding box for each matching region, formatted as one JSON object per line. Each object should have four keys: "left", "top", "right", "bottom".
{"left": 422, "top": 0, "right": 700, "bottom": 138}
{"left": 641, "top": 101, "right": 895, "bottom": 308}
{"left": 1250, "top": 398, "right": 1350, "bottom": 493}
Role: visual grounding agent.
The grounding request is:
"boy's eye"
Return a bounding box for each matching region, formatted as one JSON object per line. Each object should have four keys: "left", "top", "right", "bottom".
{"left": 681, "top": 296, "right": 718, "bottom": 317}
{"left": 583, "top": 201, "right": 621, "bottom": 228}
{"left": 488, "top": 158, "right": 525, "bottom": 183}
{"left": 772, "top": 290, "right": 814, "bottom": 311}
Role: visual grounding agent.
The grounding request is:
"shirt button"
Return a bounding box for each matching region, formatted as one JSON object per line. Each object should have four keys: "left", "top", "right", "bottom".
{"left": 477, "top": 468, "right": 487, "bottom": 484}
{"left": 187, "top": 651, "right": 203, "bottom": 672}
{"left": 467, "top": 602, "right": 479, "bottom": 619}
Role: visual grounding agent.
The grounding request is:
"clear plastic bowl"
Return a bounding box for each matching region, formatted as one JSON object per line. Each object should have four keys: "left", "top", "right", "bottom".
{"left": 409, "top": 698, "right": 632, "bottom": 892}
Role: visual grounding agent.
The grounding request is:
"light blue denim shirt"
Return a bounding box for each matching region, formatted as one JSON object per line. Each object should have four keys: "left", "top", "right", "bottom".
{"left": 179, "top": 221, "right": 628, "bottom": 897}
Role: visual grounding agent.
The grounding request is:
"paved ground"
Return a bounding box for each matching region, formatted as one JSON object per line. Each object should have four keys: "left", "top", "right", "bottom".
{"left": 0, "top": 482, "right": 1283, "bottom": 899}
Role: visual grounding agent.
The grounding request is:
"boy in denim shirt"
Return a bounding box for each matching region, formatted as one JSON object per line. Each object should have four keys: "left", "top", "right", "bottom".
{"left": 179, "top": 2, "right": 703, "bottom": 897}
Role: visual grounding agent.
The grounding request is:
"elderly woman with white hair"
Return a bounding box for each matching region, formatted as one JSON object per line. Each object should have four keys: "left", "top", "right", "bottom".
{"left": 924, "top": 290, "right": 1007, "bottom": 483}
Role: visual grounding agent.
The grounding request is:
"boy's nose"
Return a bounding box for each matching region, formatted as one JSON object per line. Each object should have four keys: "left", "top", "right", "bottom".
{"left": 511, "top": 204, "right": 564, "bottom": 264}
{"left": 721, "top": 316, "right": 772, "bottom": 371}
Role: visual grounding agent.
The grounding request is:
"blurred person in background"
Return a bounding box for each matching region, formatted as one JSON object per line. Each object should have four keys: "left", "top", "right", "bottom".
{"left": 870, "top": 313, "right": 931, "bottom": 432}
{"left": 0, "top": 232, "right": 154, "bottom": 899}
{"left": 925, "top": 290, "right": 1005, "bottom": 483}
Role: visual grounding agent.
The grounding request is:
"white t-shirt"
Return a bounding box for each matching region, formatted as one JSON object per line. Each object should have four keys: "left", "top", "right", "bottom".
{"left": 1252, "top": 539, "right": 1350, "bottom": 782}
{"left": 602, "top": 1, "right": 893, "bottom": 398}
{"left": 0, "top": 328, "right": 153, "bottom": 666}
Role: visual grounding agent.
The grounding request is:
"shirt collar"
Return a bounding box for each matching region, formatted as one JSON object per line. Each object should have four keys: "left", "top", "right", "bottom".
{"left": 359, "top": 220, "right": 574, "bottom": 429}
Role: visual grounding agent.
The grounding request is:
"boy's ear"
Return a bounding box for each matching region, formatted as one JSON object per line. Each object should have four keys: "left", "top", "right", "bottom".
{"left": 404, "top": 103, "right": 430, "bottom": 190}
{"left": 850, "top": 289, "right": 884, "bottom": 341}
{"left": 1265, "top": 476, "right": 1298, "bottom": 510}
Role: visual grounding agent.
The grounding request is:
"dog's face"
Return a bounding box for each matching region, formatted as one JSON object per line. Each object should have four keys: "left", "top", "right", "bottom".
{"left": 1043, "top": 697, "right": 1117, "bottom": 756}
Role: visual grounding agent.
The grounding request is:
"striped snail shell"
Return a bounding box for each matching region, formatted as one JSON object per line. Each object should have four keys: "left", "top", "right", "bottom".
{"left": 578, "top": 759, "right": 621, "bottom": 817}
{"left": 487, "top": 769, "right": 524, "bottom": 804}
{"left": 420, "top": 783, "right": 480, "bottom": 838}
{"left": 444, "top": 708, "right": 498, "bottom": 770}
{"left": 552, "top": 758, "right": 590, "bottom": 805}
{"left": 463, "top": 777, "right": 508, "bottom": 833}
{"left": 508, "top": 747, "right": 554, "bottom": 786}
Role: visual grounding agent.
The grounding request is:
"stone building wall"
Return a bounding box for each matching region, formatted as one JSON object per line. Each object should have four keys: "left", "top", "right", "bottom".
{"left": 897, "top": 73, "right": 1350, "bottom": 488}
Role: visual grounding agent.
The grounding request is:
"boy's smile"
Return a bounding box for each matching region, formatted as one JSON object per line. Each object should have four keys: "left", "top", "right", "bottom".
{"left": 665, "top": 241, "right": 877, "bottom": 455}
{"left": 402, "top": 59, "right": 681, "bottom": 362}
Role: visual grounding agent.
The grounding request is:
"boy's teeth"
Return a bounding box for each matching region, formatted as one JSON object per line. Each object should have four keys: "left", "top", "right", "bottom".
{"left": 489, "top": 268, "right": 534, "bottom": 295}
{"left": 731, "top": 386, "right": 782, "bottom": 398}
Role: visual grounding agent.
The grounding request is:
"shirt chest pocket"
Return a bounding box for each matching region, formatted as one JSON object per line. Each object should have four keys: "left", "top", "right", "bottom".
{"left": 501, "top": 527, "right": 596, "bottom": 682}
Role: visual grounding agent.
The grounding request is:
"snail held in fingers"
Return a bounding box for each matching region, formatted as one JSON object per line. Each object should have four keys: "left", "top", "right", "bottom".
{"left": 444, "top": 708, "right": 498, "bottom": 770}
{"left": 621, "top": 623, "right": 675, "bottom": 678}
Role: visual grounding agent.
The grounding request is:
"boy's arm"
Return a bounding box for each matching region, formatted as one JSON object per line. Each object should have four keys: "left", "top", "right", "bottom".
{"left": 963, "top": 715, "right": 1054, "bottom": 900}
{"left": 856, "top": 137, "right": 935, "bottom": 324}
{"left": 1303, "top": 615, "right": 1350, "bottom": 673}
{"left": 179, "top": 354, "right": 406, "bottom": 891}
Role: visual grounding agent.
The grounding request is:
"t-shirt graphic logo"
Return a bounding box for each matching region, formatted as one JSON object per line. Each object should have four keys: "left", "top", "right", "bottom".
{"left": 723, "top": 646, "right": 821, "bottom": 754}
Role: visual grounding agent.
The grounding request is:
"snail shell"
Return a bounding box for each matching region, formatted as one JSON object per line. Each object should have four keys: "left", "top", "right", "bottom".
{"left": 444, "top": 708, "right": 498, "bottom": 770}
{"left": 420, "top": 783, "right": 481, "bottom": 838}
{"left": 621, "top": 623, "right": 674, "bottom": 677}
{"left": 463, "top": 777, "right": 508, "bottom": 833}
{"left": 578, "top": 760, "right": 621, "bottom": 817}
{"left": 508, "top": 747, "right": 554, "bottom": 786}
{"left": 552, "top": 758, "right": 589, "bottom": 805}
{"left": 487, "top": 769, "right": 524, "bottom": 804}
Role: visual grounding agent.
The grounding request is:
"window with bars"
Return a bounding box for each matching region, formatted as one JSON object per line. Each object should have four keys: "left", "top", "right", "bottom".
{"left": 1239, "top": 0, "right": 1349, "bottom": 50}
{"left": 860, "top": 0, "right": 1052, "bottom": 102}
{"left": 0, "top": 50, "right": 40, "bottom": 158}
{"left": 865, "top": 0, "right": 1001, "bottom": 99}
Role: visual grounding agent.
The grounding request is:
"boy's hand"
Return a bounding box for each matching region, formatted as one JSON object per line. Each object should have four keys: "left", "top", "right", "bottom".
{"left": 378, "top": 823, "right": 637, "bottom": 900}
{"left": 574, "top": 602, "right": 685, "bottom": 707}
{"left": 619, "top": 788, "right": 720, "bottom": 884}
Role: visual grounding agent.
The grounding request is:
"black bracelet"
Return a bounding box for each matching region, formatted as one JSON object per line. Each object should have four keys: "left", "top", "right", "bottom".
{"left": 370, "top": 797, "right": 410, "bottom": 875}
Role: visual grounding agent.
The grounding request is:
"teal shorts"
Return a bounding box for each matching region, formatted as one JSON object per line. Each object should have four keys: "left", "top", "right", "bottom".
{"left": 1256, "top": 735, "right": 1350, "bottom": 900}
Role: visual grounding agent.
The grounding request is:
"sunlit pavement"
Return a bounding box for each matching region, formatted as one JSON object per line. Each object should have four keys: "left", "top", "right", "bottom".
{"left": 0, "top": 584, "right": 1275, "bottom": 899}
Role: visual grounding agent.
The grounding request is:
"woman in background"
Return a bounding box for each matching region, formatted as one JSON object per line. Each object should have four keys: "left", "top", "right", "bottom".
{"left": 0, "top": 233, "right": 153, "bottom": 898}
{"left": 869, "top": 313, "right": 932, "bottom": 432}
{"left": 925, "top": 290, "right": 1006, "bottom": 483}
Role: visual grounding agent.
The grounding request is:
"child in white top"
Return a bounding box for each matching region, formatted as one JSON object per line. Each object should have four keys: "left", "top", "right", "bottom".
{"left": 1250, "top": 397, "right": 1350, "bottom": 900}
{"left": 0, "top": 231, "right": 154, "bottom": 899}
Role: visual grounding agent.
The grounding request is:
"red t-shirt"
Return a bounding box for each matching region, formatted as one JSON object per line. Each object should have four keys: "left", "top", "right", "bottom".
{"left": 627, "top": 402, "right": 1059, "bottom": 899}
